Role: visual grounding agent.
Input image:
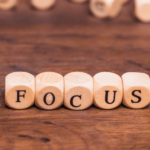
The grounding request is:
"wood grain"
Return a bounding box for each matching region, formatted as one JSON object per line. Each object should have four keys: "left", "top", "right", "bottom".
{"left": 0, "top": 0, "right": 150, "bottom": 149}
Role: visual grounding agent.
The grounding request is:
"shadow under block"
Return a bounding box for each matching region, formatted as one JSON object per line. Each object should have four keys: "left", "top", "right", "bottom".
{"left": 0, "top": 0, "right": 17, "bottom": 10}
{"left": 64, "top": 72, "right": 93, "bottom": 110}
{"left": 89, "top": 0, "right": 122, "bottom": 19}
{"left": 35, "top": 72, "right": 64, "bottom": 110}
{"left": 122, "top": 72, "right": 150, "bottom": 109}
{"left": 135, "top": 0, "right": 150, "bottom": 22}
{"left": 93, "top": 72, "right": 122, "bottom": 109}
{"left": 5, "top": 72, "right": 35, "bottom": 109}
{"left": 70, "top": 0, "right": 88, "bottom": 4}
{"left": 30, "top": 0, "right": 55, "bottom": 10}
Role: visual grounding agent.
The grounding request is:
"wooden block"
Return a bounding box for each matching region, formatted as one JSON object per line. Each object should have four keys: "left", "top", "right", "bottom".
{"left": 0, "top": 0, "right": 17, "bottom": 10}
{"left": 135, "top": 0, "right": 150, "bottom": 22}
{"left": 122, "top": 72, "right": 150, "bottom": 109}
{"left": 93, "top": 72, "right": 122, "bottom": 109}
{"left": 35, "top": 72, "right": 64, "bottom": 110}
{"left": 30, "top": 0, "right": 56, "bottom": 10}
{"left": 64, "top": 72, "right": 93, "bottom": 110}
{"left": 5, "top": 72, "right": 35, "bottom": 109}
{"left": 89, "top": 0, "right": 122, "bottom": 19}
{"left": 70, "top": 0, "right": 87, "bottom": 4}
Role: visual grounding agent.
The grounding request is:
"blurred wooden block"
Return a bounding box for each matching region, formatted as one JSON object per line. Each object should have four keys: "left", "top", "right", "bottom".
{"left": 122, "top": 72, "right": 150, "bottom": 109}
{"left": 35, "top": 72, "right": 64, "bottom": 110}
{"left": 70, "top": 0, "right": 88, "bottom": 4}
{"left": 5, "top": 72, "right": 35, "bottom": 109}
{"left": 90, "top": 0, "right": 122, "bottom": 19}
{"left": 0, "top": 0, "right": 17, "bottom": 10}
{"left": 31, "top": 0, "right": 55, "bottom": 10}
{"left": 64, "top": 72, "right": 93, "bottom": 110}
{"left": 135, "top": 0, "right": 150, "bottom": 22}
{"left": 93, "top": 72, "right": 122, "bottom": 109}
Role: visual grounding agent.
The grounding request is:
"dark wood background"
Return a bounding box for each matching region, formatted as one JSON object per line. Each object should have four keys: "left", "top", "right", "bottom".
{"left": 0, "top": 0, "right": 150, "bottom": 149}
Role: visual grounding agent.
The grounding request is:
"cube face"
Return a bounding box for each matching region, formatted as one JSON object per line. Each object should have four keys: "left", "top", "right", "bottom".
{"left": 31, "top": 0, "right": 55, "bottom": 10}
{"left": 64, "top": 72, "right": 93, "bottom": 110}
{"left": 93, "top": 72, "right": 122, "bottom": 109}
{"left": 64, "top": 86, "right": 93, "bottom": 110}
{"left": 90, "top": 0, "right": 122, "bottom": 19}
{"left": 122, "top": 72, "right": 150, "bottom": 109}
{"left": 90, "top": 0, "right": 109, "bottom": 18}
{"left": 5, "top": 72, "right": 35, "bottom": 110}
{"left": 35, "top": 72, "right": 64, "bottom": 110}
{"left": 0, "top": 0, "right": 17, "bottom": 10}
{"left": 135, "top": 0, "right": 150, "bottom": 22}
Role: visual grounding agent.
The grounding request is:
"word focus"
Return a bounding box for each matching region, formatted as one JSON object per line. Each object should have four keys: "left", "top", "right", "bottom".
{"left": 5, "top": 72, "right": 150, "bottom": 110}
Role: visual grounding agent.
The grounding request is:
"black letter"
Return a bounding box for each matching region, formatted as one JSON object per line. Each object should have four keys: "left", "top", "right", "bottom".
{"left": 105, "top": 91, "right": 117, "bottom": 104}
{"left": 16, "top": 90, "right": 26, "bottom": 102}
{"left": 70, "top": 95, "right": 81, "bottom": 107}
{"left": 44, "top": 92, "right": 55, "bottom": 105}
{"left": 131, "top": 90, "right": 141, "bottom": 103}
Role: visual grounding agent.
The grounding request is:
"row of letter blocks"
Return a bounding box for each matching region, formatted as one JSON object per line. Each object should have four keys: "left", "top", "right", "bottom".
{"left": 5, "top": 72, "right": 150, "bottom": 110}
{"left": 1, "top": 0, "right": 150, "bottom": 22}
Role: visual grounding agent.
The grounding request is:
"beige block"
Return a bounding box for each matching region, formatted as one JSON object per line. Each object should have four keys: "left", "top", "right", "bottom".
{"left": 135, "top": 0, "right": 150, "bottom": 22}
{"left": 93, "top": 72, "right": 122, "bottom": 109}
{"left": 90, "top": 0, "right": 122, "bottom": 19}
{"left": 5, "top": 72, "right": 35, "bottom": 109}
{"left": 122, "top": 72, "right": 150, "bottom": 109}
{"left": 64, "top": 72, "right": 93, "bottom": 110}
{"left": 70, "top": 0, "right": 87, "bottom": 4}
{"left": 0, "top": 0, "right": 17, "bottom": 10}
{"left": 35, "top": 72, "right": 64, "bottom": 110}
{"left": 31, "top": 0, "right": 55, "bottom": 10}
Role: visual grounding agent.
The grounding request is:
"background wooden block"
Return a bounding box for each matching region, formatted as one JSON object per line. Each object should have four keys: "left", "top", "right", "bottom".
{"left": 93, "top": 72, "right": 122, "bottom": 109}
{"left": 5, "top": 72, "right": 35, "bottom": 109}
{"left": 135, "top": 0, "right": 150, "bottom": 22}
{"left": 0, "top": 0, "right": 17, "bottom": 10}
{"left": 70, "top": 0, "right": 88, "bottom": 4}
{"left": 89, "top": 0, "right": 122, "bottom": 19}
{"left": 122, "top": 72, "right": 150, "bottom": 109}
{"left": 35, "top": 72, "right": 64, "bottom": 110}
{"left": 64, "top": 72, "right": 93, "bottom": 110}
{"left": 30, "top": 0, "right": 56, "bottom": 10}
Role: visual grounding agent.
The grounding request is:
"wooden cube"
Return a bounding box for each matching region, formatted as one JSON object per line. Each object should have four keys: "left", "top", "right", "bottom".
{"left": 90, "top": 0, "right": 122, "bottom": 19}
{"left": 5, "top": 72, "right": 35, "bottom": 109}
{"left": 0, "top": 0, "right": 17, "bottom": 10}
{"left": 70, "top": 0, "right": 87, "bottom": 4}
{"left": 35, "top": 72, "right": 64, "bottom": 110}
{"left": 93, "top": 72, "right": 122, "bottom": 109}
{"left": 64, "top": 72, "right": 93, "bottom": 110}
{"left": 122, "top": 72, "right": 150, "bottom": 109}
{"left": 135, "top": 0, "right": 150, "bottom": 22}
{"left": 30, "top": 0, "right": 56, "bottom": 10}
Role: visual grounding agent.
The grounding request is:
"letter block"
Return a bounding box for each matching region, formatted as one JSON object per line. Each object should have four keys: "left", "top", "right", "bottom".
{"left": 5, "top": 72, "right": 35, "bottom": 109}
{"left": 90, "top": 0, "right": 122, "bottom": 19}
{"left": 93, "top": 72, "right": 122, "bottom": 109}
{"left": 35, "top": 72, "right": 64, "bottom": 110}
{"left": 64, "top": 72, "right": 93, "bottom": 110}
{"left": 135, "top": 0, "right": 150, "bottom": 22}
{"left": 0, "top": 0, "right": 17, "bottom": 10}
{"left": 30, "top": 0, "right": 55, "bottom": 10}
{"left": 122, "top": 72, "right": 150, "bottom": 109}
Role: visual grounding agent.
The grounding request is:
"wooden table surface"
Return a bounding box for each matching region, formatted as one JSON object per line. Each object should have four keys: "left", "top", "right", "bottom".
{"left": 0, "top": 0, "right": 150, "bottom": 149}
